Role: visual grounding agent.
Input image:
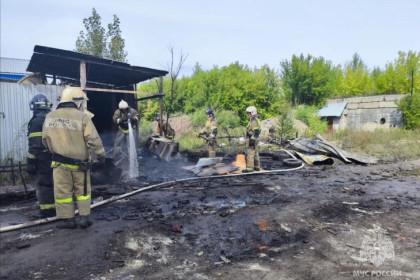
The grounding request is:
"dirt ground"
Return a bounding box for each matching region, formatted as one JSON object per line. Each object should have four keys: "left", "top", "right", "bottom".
{"left": 0, "top": 151, "right": 419, "bottom": 280}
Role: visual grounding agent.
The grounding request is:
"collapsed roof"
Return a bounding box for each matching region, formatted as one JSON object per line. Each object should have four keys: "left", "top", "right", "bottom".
{"left": 26, "top": 45, "right": 168, "bottom": 87}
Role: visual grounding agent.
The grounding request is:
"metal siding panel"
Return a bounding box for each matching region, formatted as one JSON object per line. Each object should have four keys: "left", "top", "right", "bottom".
{"left": 0, "top": 83, "right": 63, "bottom": 162}
{"left": 0, "top": 57, "right": 31, "bottom": 74}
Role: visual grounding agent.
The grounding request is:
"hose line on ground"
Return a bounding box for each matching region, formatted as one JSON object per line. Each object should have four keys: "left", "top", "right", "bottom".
{"left": 0, "top": 161, "right": 304, "bottom": 233}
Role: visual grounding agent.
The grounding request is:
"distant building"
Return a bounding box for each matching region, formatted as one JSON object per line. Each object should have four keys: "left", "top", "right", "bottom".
{"left": 0, "top": 57, "right": 30, "bottom": 83}
{"left": 318, "top": 94, "right": 406, "bottom": 132}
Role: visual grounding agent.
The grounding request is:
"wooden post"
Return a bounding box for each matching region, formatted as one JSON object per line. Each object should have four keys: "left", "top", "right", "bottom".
{"left": 80, "top": 61, "right": 87, "bottom": 111}
{"left": 10, "top": 158, "right": 15, "bottom": 186}
{"left": 159, "top": 77, "right": 163, "bottom": 136}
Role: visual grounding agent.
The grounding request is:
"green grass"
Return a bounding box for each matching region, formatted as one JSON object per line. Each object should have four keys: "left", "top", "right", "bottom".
{"left": 178, "top": 127, "right": 247, "bottom": 154}
{"left": 324, "top": 129, "right": 420, "bottom": 161}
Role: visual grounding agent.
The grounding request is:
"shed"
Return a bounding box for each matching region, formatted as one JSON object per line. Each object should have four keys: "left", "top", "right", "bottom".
{"left": 0, "top": 57, "right": 30, "bottom": 82}
{"left": 318, "top": 95, "right": 405, "bottom": 131}
{"left": 318, "top": 102, "right": 347, "bottom": 132}
{"left": 26, "top": 45, "right": 168, "bottom": 148}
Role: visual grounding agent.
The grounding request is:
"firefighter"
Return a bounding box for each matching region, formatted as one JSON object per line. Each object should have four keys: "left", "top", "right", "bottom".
{"left": 112, "top": 100, "right": 140, "bottom": 160}
{"left": 26, "top": 94, "right": 55, "bottom": 218}
{"left": 42, "top": 87, "right": 105, "bottom": 228}
{"left": 197, "top": 108, "right": 218, "bottom": 158}
{"left": 154, "top": 114, "right": 175, "bottom": 140}
{"left": 245, "top": 106, "right": 261, "bottom": 172}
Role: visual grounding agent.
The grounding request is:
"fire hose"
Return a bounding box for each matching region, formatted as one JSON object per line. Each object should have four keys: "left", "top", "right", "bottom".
{"left": 0, "top": 150, "right": 303, "bottom": 233}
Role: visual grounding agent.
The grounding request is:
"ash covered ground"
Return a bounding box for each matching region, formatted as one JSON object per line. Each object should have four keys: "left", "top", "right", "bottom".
{"left": 0, "top": 151, "right": 419, "bottom": 280}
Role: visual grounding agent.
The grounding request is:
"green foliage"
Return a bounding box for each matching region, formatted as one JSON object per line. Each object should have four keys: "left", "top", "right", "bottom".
{"left": 188, "top": 109, "right": 207, "bottom": 127}
{"left": 75, "top": 8, "right": 127, "bottom": 62}
{"left": 139, "top": 63, "right": 283, "bottom": 123}
{"left": 178, "top": 131, "right": 204, "bottom": 152}
{"left": 138, "top": 120, "right": 153, "bottom": 145}
{"left": 294, "top": 105, "right": 327, "bottom": 136}
{"left": 106, "top": 15, "right": 127, "bottom": 62}
{"left": 138, "top": 99, "right": 159, "bottom": 121}
{"left": 274, "top": 101, "right": 296, "bottom": 142}
{"left": 325, "top": 129, "right": 420, "bottom": 161}
{"left": 340, "top": 53, "right": 373, "bottom": 96}
{"left": 138, "top": 51, "right": 419, "bottom": 135}
{"left": 215, "top": 110, "right": 241, "bottom": 130}
{"left": 398, "top": 93, "right": 420, "bottom": 129}
{"left": 280, "top": 54, "right": 334, "bottom": 106}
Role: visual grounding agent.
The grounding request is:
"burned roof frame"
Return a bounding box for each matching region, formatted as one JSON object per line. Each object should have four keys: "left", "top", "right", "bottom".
{"left": 27, "top": 45, "right": 168, "bottom": 87}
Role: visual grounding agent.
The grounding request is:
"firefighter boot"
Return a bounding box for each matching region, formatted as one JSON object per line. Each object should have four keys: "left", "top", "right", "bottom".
{"left": 40, "top": 209, "right": 56, "bottom": 218}
{"left": 56, "top": 218, "right": 76, "bottom": 229}
{"left": 79, "top": 215, "right": 93, "bottom": 228}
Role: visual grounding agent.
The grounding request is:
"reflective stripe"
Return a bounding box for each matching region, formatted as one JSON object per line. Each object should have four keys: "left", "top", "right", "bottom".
{"left": 28, "top": 132, "right": 42, "bottom": 138}
{"left": 119, "top": 126, "right": 129, "bottom": 134}
{"left": 253, "top": 118, "right": 261, "bottom": 130}
{"left": 55, "top": 197, "right": 73, "bottom": 204}
{"left": 51, "top": 161, "right": 79, "bottom": 170}
{"left": 28, "top": 153, "right": 36, "bottom": 159}
{"left": 76, "top": 194, "right": 91, "bottom": 201}
{"left": 40, "top": 203, "right": 56, "bottom": 210}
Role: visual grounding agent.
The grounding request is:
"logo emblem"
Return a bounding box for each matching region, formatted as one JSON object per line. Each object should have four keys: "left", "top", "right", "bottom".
{"left": 359, "top": 226, "right": 394, "bottom": 267}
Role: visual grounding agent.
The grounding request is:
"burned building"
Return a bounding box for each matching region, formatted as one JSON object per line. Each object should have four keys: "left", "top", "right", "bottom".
{"left": 0, "top": 45, "right": 168, "bottom": 161}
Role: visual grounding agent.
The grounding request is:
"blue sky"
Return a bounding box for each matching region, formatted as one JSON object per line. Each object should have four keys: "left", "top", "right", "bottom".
{"left": 1, "top": 0, "right": 419, "bottom": 76}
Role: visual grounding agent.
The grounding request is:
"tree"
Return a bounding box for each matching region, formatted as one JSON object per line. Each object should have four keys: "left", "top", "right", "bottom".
{"left": 75, "top": 8, "right": 127, "bottom": 62}
{"left": 341, "top": 53, "right": 372, "bottom": 96}
{"left": 107, "top": 15, "right": 127, "bottom": 62}
{"left": 280, "top": 54, "right": 334, "bottom": 106}
{"left": 164, "top": 45, "right": 188, "bottom": 121}
{"left": 398, "top": 93, "right": 420, "bottom": 129}
{"left": 275, "top": 97, "right": 296, "bottom": 143}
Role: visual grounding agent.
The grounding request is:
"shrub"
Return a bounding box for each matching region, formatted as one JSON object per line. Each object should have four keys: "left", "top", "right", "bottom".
{"left": 188, "top": 109, "right": 241, "bottom": 130}
{"left": 216, "top": 110, "right": 241, "bottom": 130}
{"left": 274, "top": 102, "right": 296, "bottom": 142}
{"left": 398, "top": 93, "right": 420, "bottom": 130}
{"left": 294, "top": 105, "right": 327, "bottom": 136}
{"left": 139, "top": 120, "right": 153, "bottom": 145}
{"left": 188, "top": 109, "right": 207, "bottom": 127}
{"left": 178, "top": 131, "right": 205, "bottom": 152}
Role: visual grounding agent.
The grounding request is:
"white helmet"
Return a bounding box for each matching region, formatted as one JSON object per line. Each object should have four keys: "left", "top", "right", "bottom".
{"left": 246, "top": 106, "right": 257, "bottom": 116}
{"left": 119, "top": 100, "right": 129, "bottom": 109}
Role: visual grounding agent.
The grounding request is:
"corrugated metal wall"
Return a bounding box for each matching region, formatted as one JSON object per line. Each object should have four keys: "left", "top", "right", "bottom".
{"left": 0, "top": 83, "right": 63, "bottom": 163}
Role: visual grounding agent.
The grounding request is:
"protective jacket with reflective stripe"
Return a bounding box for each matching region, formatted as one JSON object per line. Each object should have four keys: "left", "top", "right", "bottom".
{"left": 42, "top": 102, "right": 105, "bottom": 161}
{"left": 113, "top": 108, "right": 140, "bottom": 132}
{"left": 200, "top": 117, "right": 218, "bottom": 137}
{"left": 246, "top": 116, "right": 261, "bottom": 138}
{"left": 28, "top": 110, "right": 49, "bottom": 159}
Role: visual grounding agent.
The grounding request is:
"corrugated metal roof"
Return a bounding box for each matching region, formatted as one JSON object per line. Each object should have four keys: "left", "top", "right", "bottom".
{"left": 318, "top": 102, "right": 347, "bottom": 117}
{"left": 0, "top": 83, "right": 63, "bottom": 162}
{"left": 0, "top": 57, "right": 31, "bottom": 74}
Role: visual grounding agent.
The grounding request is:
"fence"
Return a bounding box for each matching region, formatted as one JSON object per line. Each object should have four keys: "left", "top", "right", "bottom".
{"left": 0, "top": 83, "right": 63, "bottom": 162}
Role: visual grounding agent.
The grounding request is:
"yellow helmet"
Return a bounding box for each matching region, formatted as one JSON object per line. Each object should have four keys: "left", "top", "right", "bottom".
{"left": 119, "top": 100, "right": 129, "bottom": 109}
{"left": 60, "top": 87, "right": 86, "bottom": 104}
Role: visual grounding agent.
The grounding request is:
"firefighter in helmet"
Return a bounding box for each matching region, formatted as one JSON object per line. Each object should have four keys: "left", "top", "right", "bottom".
{"left": 42, "top": 87, "right": 105, "bottom": 228}
{"left": 245, "top": 106, "right": 261, "bottom": 172}
{"left": 26, "top": 94, "right": 55, "bottom": 218}
{"left": 154, "top": 114, "right": 175, "bottom": 140}
{"left": 197, "top": 108, "right": 218, "bottom": 158}
{"left": 112, "top": 100, "right": 140, "bottom": 160}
